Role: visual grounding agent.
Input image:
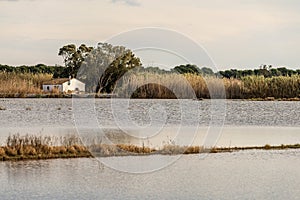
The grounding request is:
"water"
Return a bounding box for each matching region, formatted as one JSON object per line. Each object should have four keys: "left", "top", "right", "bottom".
{"left": 1, "top": 98, "right": 300, "bottom": 127}
{"left": 1, "top": 98, "right": 300, "bottom": 199}
{"left": 0, "top": 99, "right": 299, "bottom": 146}
{"left": 0, "top": 150, "right": 299, "bottom": 199}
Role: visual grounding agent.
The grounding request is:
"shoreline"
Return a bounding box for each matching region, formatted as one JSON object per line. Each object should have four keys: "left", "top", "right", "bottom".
{"left": 0, "top": 94, "right": 300, "bottom": 101}
{"left": 91, "top": 143, "right": 300, "bottom": 157}
{"left": 0, "top": 93, "right": 117, "bottom": 98}
{"left": 1, "top": 143, "right": 299, "bottom": 162}
{"left": 0, "top": 152, "right": 93, "bottom": 162}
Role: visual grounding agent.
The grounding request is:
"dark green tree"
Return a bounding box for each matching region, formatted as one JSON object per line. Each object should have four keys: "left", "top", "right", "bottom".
{"left": 58, "top": 44, "right": 93, "bottom": 78}
{"left": 219, "top": 70, "right": 235, "bottom": 78}
{"left": 200, "top": 67, "right": 214, "bottom": 76}
{"left": 172, "top": 64, "right": 201, "bottom": 75}
{"left": 77, "top": 43, "right": 141, "bottom": 93}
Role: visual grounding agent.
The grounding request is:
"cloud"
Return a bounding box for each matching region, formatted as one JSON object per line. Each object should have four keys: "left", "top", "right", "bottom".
{"left": 1, "top": 0, "right": 300, "bottom": 68}
{"left": 111, "top": 0, "right": 140, "bottom": 7}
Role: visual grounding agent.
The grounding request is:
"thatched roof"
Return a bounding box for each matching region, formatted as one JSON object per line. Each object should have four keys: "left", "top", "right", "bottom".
{"left": 43, "top": 78, "right": 69, "bottom": 85}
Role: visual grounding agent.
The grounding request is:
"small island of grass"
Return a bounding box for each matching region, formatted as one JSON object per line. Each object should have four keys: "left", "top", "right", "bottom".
{"left": 1, "top": 134, "right": 299, "bottom": 161}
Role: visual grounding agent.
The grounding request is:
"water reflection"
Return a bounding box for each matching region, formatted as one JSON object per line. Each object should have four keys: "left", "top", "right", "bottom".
{"left": 0, "top": 150, "right": 299, "bottom": 199}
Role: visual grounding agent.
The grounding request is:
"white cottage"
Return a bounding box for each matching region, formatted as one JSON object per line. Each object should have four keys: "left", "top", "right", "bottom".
{"left": 43, "top": 78, "right": 85, "bottom": 93}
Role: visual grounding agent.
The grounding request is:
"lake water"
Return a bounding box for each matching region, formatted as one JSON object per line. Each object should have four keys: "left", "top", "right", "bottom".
{"left": 1, "top": 99, "right": 300, "bottom": 147}
{"left": 0, "top": 98, "right": 300, "bottom": 199}
{"left": 0, "top": 151, "right": 299, "bottom": 199}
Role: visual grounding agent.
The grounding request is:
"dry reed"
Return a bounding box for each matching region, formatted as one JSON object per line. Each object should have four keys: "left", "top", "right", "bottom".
{"left": 115, "top": 72, "right": 300, "bottom": 99}
{"left": 0, "top": 134, "right": 91, "bottom": 161}
{"left": 0, "top": 72, "right": 52, "bottom": 97}
{"left": 1, "top": 134, "right": 300, "bottom": 160}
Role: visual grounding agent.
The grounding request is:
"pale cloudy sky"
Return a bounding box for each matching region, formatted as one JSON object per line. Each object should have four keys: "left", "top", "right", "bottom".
{"left": 0, "top": 0, "right": 300, "bottom": 70}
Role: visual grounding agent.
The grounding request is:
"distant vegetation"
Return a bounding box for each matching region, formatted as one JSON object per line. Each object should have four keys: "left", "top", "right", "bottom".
{"left": 1, "top": 42, "right": 300, "bottom": 99}
{"left": 218, "top": 64, "right": 300, "bottom": 79}
{"left": 1, "top": 62, "right": 300, "bottom": 79}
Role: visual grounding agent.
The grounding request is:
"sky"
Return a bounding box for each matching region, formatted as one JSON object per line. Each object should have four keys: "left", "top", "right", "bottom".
{"left": 1, "top": 0, "right": 300, "bottom": 70}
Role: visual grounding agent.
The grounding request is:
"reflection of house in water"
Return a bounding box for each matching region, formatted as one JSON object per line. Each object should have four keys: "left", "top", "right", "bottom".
{"left": 42, "top": 78, "right": 85, "bottom": 93}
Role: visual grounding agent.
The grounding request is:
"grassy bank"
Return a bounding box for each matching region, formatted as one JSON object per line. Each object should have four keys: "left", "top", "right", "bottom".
{"left": 1, "top": 134, "right": 299, "bottom": 161}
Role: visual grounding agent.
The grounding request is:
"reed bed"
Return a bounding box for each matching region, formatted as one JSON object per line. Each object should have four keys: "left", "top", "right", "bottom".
{"left": 86, "top": 142, "right": 300, "bottom": 157}
{"left": 115, "top": 72, "right": 300, "bottom": 99}
{"left": 115, "top": 72, "right": 242, "bottom": 99}
{"left": 0, "top": 134, "right": 91, "bottom": 161}
{"left": 1, "top": 134, "right": 300, "bottom": 160}
{"left": 1, "top": 71, "right": 300, "bottom": 99}
{"left": 0, "top": 72, "right": 52, "bottom": 97}
{"left": 241, "top": 75, "right": 300, "bottom": 99}
{"left": 115, "top": 72, "right": 197, "bottom": 98}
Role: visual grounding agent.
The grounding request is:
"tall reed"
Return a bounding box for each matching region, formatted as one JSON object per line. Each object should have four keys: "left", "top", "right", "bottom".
{"left": 1, "top": 134, "right": 91, "bottom": 161}
{"left": 0, "top": 72, "right": 52, "bottom": 96}
{"left": 115, "top": 72, "right": 300, "bottom": 99}
{"left": 241, "top": 75, "right": 300, "bottom": 98}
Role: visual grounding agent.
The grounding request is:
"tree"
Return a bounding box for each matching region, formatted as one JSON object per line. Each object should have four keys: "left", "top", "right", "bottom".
{"left": 77, "top": 43, "right": 141, "bottom": 93}
{"left": 200, "top": 67, "right": 214, "bottom": 76}
{"left": 58, "top": 44, "right": 93, "bottom": 78}
{"left": 270, "top": 68, "right": 282, "bottom": 76}
{"left": 172, "top": 64, "right": 201, "bottom": 75}
{"left": 219, "top": 70, "right": 232, "bottom": 79}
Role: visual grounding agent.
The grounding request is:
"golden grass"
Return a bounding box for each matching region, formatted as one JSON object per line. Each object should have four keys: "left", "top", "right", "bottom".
{"left": 115, "top": 72, "right": 300, "bottom": 99}
{"left": 87, "top": 142, "right": 300, "bottom": 157}
{"left": 89, "top": 144, "right": 155, "bottom": 157}
{"left": 0, "top": 134, "right": 92, "bottom": 161}
{"left": 0, "top": 147, "right": 5, "bottom": 157}
{"left": 116, "top": 72, "right": 192, "bottom": 98}
{"left": 0, "top": 72, "right": 52, "bottom": 97}
{"left": 241, "top": 75, "right": 300, "bottom": 98}
{"left": 1, "top": 134, "right": 300, "bottom": 160}
{"left": 1, "top": 71, "right": 300, "bottom": 99}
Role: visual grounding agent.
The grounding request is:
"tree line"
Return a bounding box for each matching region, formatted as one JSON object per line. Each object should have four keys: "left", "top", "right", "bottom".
{"left": 2, "top": 60, "right": 299, "bottom": 80}
{"left": 218, "top": 65, "right": 300, "bottom": 79}
{"left": 1, "top": 42, "right": 300, "bottom": 94}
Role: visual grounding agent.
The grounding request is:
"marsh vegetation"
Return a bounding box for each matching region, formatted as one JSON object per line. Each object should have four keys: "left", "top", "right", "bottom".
{"left": 116, "top": 72, "right": 300, "bottom": 99}
{"left": 1, "top": 134, "right": 299, "bottom": 161}
{"left": 0, "top": 134, "right": 91, "bottom": 161}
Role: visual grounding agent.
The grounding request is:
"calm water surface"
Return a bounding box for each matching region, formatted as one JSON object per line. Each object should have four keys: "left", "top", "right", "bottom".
{"left": 0, "top": 99, "right": 299, "bottom": 146}
{"left": 0, "top": 151, "right": 299, "bottom": 199}
{"left": 0, "top": 99, "right": 300, "bottom": 199}
{"left": 1, "top": 98, "right": 300, "bottom": 127}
